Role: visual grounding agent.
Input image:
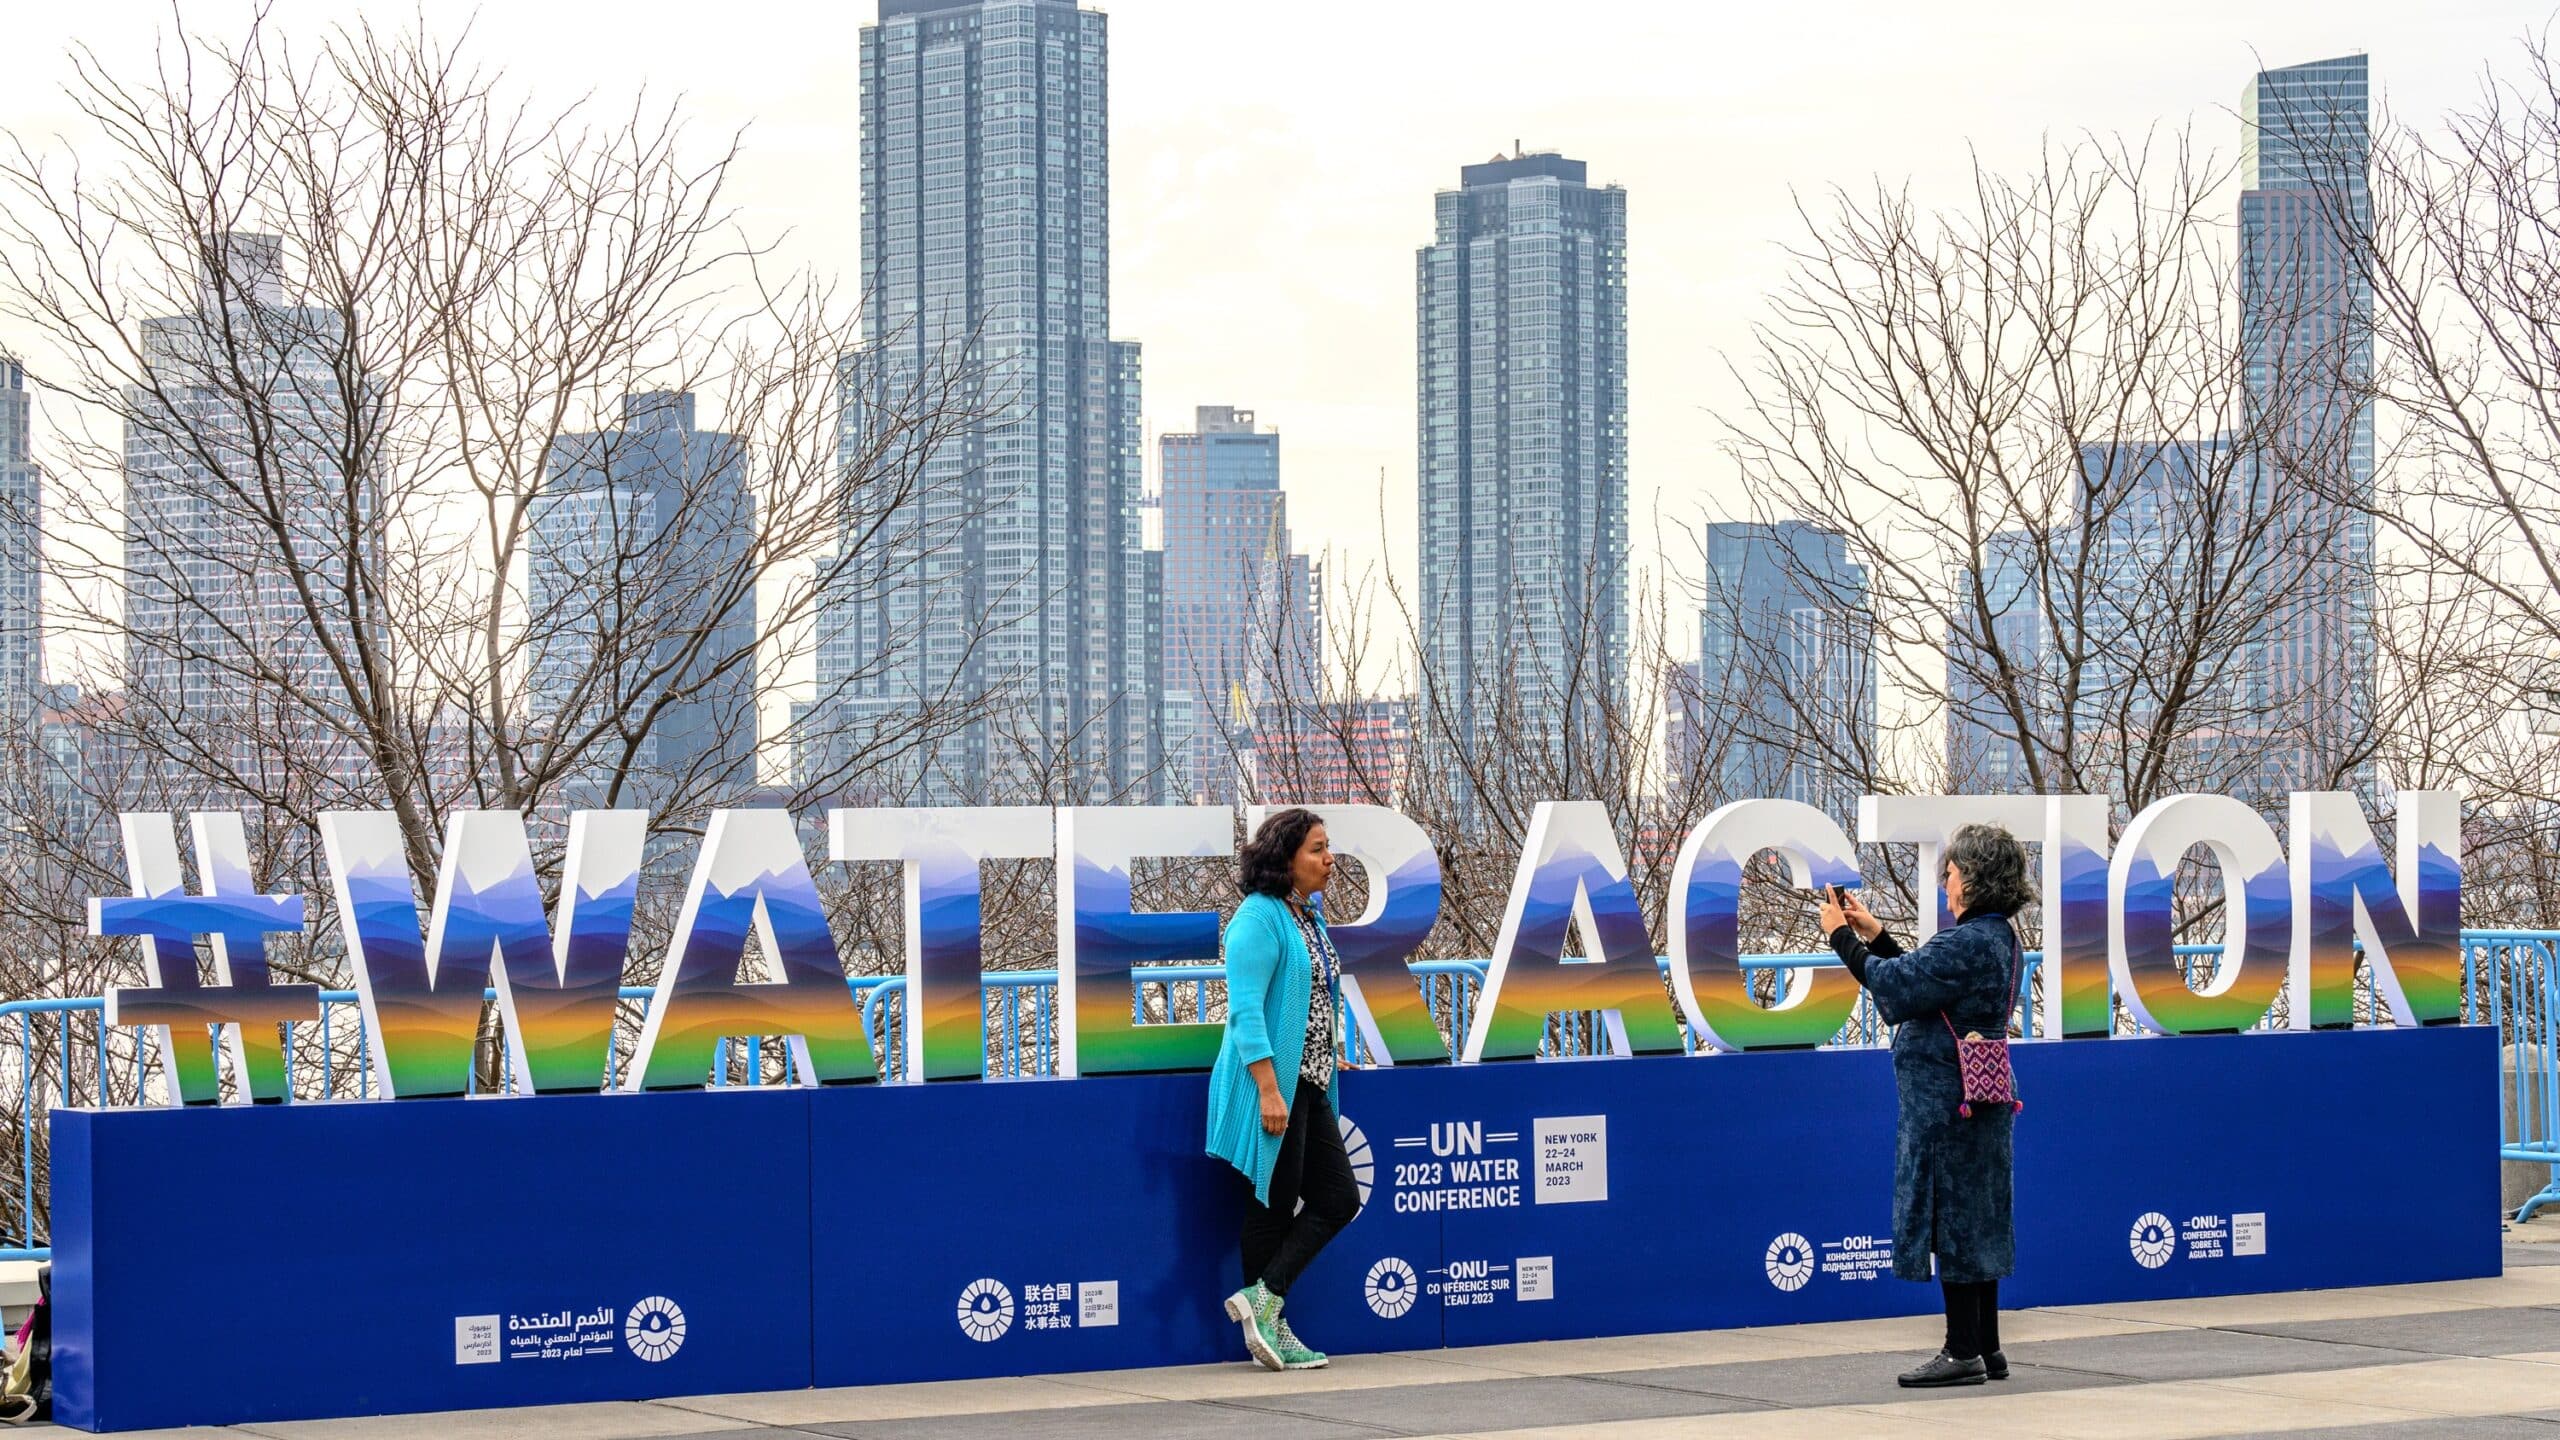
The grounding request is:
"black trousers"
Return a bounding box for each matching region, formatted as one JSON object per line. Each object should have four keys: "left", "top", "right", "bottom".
{"left": 1241, "top": 1079, "right": 1361, "bottom": 1297}
{"left": 1941, "top": 1279, "right": 2001, "bottom": 1358}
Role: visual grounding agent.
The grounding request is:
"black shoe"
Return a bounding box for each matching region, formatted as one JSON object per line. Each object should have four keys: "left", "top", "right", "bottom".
{"left": 1897, "top": 1351, "right": 1988, "bottom": 1388}
{"left": 1983, "top": 1350, "right": 2009, "bottom": 1380}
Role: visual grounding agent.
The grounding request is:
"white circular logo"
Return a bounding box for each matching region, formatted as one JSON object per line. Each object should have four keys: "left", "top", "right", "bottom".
{"left": 1363, "top": 1257, "right": 1419, "bottom": 1319}
{"left": 623, "top": 1296, "right": 685, "bottom": 1362}
{"left": 957, "top": 1278, "right": 1015, "bottom": 1341}
{"left": 1340, "top": 1115, "right": 1375, "bottom": 1211}
{"left": 1764, "top": 1233, "right": 1816, "bottom": 1292}
{"left": 2130, "top": 1212, "right": 2176, "bottom": 1269}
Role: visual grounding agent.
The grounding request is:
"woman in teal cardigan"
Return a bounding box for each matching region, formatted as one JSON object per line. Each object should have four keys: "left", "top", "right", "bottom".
{"left": 1207, "top": 807, "right": 1354, "bottom": 1373}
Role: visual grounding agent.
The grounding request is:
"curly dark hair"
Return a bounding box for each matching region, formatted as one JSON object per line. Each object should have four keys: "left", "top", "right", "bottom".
{"left": 1945, "top": 822, "right": 2035, "bottom": 918}
{"left": 1240, "top": 807, "right": 1326, "bottom": 899}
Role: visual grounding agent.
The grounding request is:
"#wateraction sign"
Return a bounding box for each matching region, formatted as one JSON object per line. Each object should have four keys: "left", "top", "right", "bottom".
{"left": 51, "top": 789, "right": 2492, "bottom": 1434}
{"left": 85, "top": 789, "right": 2463, "bottom": 1105}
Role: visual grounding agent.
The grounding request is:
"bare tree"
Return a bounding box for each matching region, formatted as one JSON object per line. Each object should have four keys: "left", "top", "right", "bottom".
{"left": 1722, "top": 134, "right": 2389, "bottom": 827}
{"left": 2285, "top": 30, "right": 2560, "bottom": 918}
{"left": 0, "top": 11, "right": 1005, "bottom": 1169}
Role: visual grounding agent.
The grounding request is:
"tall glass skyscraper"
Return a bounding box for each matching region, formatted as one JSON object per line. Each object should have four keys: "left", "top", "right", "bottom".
{"left": 1157, "top": 406, "right": 1318, "bottom": 802}
{"left": 0, "top": 359, "right": 39, "bottom": 725}
{"left": 1690, "top": 522, "right": 1874, "bottom": 814}
{"left": 1944, "top": 529, "right": 2044, "bottom": 794}
{"left": 2240, "top": 53, "right": 2374, "bottom": 791}
{"left": 814, "top": 0, "right": 1149, "bottom": 802}
{"left": 530, "top": 391, "right": 757, "bottom": 808}
{"left": 122, "top": 234, "right": 373, "bottom": 791}
{"left": 1417, "top": 151, "right": 1628, "bottom": 770}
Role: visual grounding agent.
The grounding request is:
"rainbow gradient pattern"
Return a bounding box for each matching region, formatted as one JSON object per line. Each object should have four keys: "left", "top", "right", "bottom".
{"left": 629, "top": 809, "right": 877, "bottom": 1090}
{"left": 832, "top": 806, "right": 1052, "bottom": 1082}
{"left": 2289, "top": 790, "right": 2462, "bottom": 1027}
{"left": 1860, "top": 795, "right": 2113, "bottom": 1037}
{"left": 432, "top": 810, "right": 644, "bottom": 1093}
{"left": 1248, "top": 804, "right": 1448, "bottom": 1065}
{"left": 1669, "top": 799, "right": 1864, "bottom": 1051}
{"left": 2110, "top": 794, "right": 2292, "bottom": 1034}
{"left": 1463, "top": 802, "right": 1686, "bottom": 1062}
{"left": 1056, "top": 807, "right": 1228, "bottom": 1076}
{"left": 2042, "top": 795, "right": 2114, "bottom": 1037}
{"left": 325, "top": 812, "right": 502, "bottom": 1098}
{"left": 93, "top": 812, "right": 316, "bottom": 1104}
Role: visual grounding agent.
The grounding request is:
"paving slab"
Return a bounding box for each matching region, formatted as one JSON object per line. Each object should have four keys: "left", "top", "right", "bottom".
{"left": 2390, "top": 1270, "right": 2560, "bottom": 1308}
{"left": 1046, "top": 1352, "right": 1499, "bottom": 1402}
{"left": 229, "top": 1401, "right": 763, "bottom": 1440}
{"left": 1594, "top": 1352, "right": 2138, "bottom": 1407}
{"left": 654, "top": 1375, "right": 1134, "bottom": 1426}
{"left": 1219, "top": 1374, "right": 1765, "bottom": 1432}
{"left": 2046, "top": 1289, "right": 2489, "bottom": 1328}
{"left": 2235, "top": 1306, "right": 2560, "bottom": 1359}
{"left": 798, "top": 1397, "right": 1390, "bottom": 1440}
{"left": 2198, "top": 1356, "right": 2560, "bottom": 1417}
{"left": 1424, "top": 1404, "right": 1970, "bottom": 1439}
{"left": 1841, "top": 1379, "right": 2452, "bottom": 1440}
{"left": 2505, "top": 1244, "right": 2560, "bottom": 1268}
{"left": 2215, "top": 1420, "right": 2560, "bottom": 1438}
{"left": 2003, "top": 1326, "right": 2435, "bottom": 1383}
{"left": 1412, "top": 1325, "right": 1883, "bottom": 1377}
{"left": 1448, "top": 1382, "right": 2434, "bottom": 1439}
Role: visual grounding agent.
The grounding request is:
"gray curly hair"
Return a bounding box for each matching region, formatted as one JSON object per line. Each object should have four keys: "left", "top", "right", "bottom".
{"left": 1945, "top": 823, "right": 2034, "bottom": 917}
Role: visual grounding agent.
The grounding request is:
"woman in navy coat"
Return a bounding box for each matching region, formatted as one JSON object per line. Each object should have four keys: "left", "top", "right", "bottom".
{"left": 1820, "top": 822, "right": 2032, "bottom": 1389}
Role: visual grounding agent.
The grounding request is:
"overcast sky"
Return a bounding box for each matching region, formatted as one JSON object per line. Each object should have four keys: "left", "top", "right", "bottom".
{"left": 0, "top": 0, "right": 2546, "bottom": 672}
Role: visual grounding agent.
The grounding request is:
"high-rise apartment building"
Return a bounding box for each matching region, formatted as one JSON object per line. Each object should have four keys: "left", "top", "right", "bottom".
{"left": 529, "top": 391, "right": 757, "bottom": 808}
{"left": 1157, "top": 406, "right": 1318, "bottom": 801}
{"left": 0, "top": 359, "right": 39, "bottom": 726}
{"left": 1417, "top": 151, "right": 1628, "bottom": 772}
{"left": 1944, "top": 530, "right": 2045, "bottom": 794}
{"left": 122, "top": 234, "right": 372, "bottom": 792}
{"left": 2240, "top": 53, "right": 2375, "bottom": 792}
{"left": 812, "top": 0, "right": 1149, "bottom": 802}
{"left": 1252, "top": 698, "right": 1407, "bottom": 808}
{"left": 1692, "top": 522, "right": 1874, "bottom": 814}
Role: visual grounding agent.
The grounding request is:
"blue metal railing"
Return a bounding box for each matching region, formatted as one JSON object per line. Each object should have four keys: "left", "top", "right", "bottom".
{"left": 4, "top": 931, "right": 2553, "bottom": 1258}
{"left": 2465, "top": 930, "right": 2560, "bottom": 1221}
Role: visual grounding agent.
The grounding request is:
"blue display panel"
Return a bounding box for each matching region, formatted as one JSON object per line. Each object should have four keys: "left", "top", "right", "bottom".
{"left": 50, "top": 1026, "right": 2497, "bottom": 1432}
{"left": 52, "top": 1090, "right": 815, "bottom": 1432}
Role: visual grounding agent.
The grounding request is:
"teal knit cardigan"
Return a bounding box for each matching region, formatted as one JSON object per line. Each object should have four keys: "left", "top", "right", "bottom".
{"left": 1204, "top": 892, "right": 1343, "bottom": 1205}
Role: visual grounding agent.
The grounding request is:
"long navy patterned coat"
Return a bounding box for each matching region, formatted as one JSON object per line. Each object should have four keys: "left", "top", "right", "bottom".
{"left": 1830, "top": 911, "right": 2022, "bottom": 1283}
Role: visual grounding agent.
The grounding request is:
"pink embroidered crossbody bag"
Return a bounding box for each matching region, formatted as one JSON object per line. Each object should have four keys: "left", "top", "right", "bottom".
{"left": 1941, "top": 920, "right": 2024, "bottom": 1119}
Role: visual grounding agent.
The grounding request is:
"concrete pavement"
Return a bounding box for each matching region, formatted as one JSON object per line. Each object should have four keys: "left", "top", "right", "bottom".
{"left": 72, "top": 1233, "right": 2560, "bottom": 1438}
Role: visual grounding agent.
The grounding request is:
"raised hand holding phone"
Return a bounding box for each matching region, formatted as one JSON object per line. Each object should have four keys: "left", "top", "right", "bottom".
{"left": 1839, "top": 887, "right": 1885, "bottom": 941}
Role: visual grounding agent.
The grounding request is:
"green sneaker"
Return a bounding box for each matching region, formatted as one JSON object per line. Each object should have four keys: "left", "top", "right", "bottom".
{"left": 1273, "top": 1316, "right": 1328, "bottom": 1370}
{"left": 1223, "top": 1281, "right": 1284, "bottom": 1371}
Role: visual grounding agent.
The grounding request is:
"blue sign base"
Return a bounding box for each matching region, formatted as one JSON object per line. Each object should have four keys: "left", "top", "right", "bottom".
{"left": 50, "top": 1026, "right": 2498, "bottom": 1431}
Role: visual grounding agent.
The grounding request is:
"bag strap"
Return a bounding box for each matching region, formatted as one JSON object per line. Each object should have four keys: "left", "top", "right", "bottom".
{"left": 1938, "top": 914, "right": 2020, "bottom": 1042}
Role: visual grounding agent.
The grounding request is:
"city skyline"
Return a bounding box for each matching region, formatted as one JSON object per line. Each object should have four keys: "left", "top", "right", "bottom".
{"left": 0, "top": 2, "right": 2520, "bottom": 696}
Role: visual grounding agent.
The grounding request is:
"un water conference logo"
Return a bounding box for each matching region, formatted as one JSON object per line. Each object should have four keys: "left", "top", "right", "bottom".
{"left": 957, "top": 1278, "right": 1015, "bottom": 1341}
{"left": 1764, "top": 1233, "right": 1816, "bottom": 1292}
{"left": 1364, "top": 1257, "right": 1419, "bottom": 1318}
{"left": 1340, "top": 1115, "right": 1375, "bottom": 1211}
{"left": 2130, "top": 1212, "right": 2176, "bottom": 1269}
{"left": 623, "top": 1296, "right": 685, "bottom": 1362}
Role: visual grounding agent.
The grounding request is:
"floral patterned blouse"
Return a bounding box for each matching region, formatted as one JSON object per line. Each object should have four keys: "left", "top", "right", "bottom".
{"left": 1288, "top": 900, "right": 1339, "bottom": 1088}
